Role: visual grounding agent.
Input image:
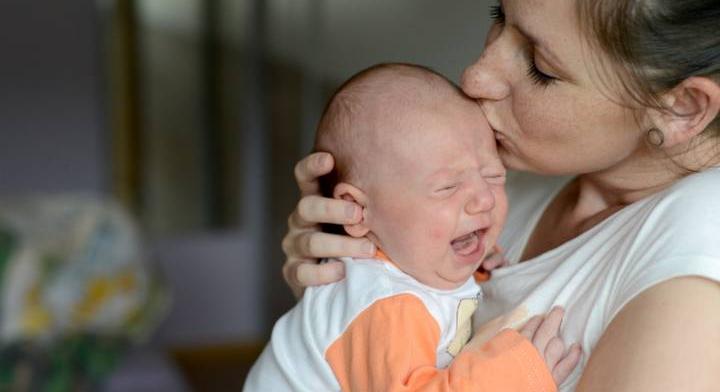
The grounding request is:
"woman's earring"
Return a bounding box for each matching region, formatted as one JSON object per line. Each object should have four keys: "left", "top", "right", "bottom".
{"left": 647, "top": 127, "right": 665, "bottom": 147}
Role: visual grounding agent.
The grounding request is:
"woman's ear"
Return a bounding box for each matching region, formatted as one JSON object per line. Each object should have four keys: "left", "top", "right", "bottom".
{"left": 649, "top": 76, "right": 720, "bottom": 148}
{"left": 333, "top": 182, "right": 370, "bottom": 238}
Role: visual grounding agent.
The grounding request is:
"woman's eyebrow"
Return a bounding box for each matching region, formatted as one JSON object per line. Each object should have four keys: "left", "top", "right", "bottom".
{"left": 515, "top": 22, "right": 577, "bottom": 82}
{"left": 514, "top": 23, "right": 567, "bottom": 71}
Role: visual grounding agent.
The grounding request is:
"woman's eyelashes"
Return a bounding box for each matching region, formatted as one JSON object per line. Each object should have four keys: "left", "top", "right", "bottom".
{"left": 526, "top": 45, "right": 558, "bottom": 87}
{"left": 489, "top": 3, "right": 505, "bottom": 24}
{"left": 488, "top": 3, "right": 556, "bottom": 87}
{"left": 527, "top": 58, "right": 557, "bottom": 87}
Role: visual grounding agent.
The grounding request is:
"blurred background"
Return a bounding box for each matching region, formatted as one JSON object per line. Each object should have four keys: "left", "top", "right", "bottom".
{"left": 0, "top": 0, "right": 492, "bottom": 390}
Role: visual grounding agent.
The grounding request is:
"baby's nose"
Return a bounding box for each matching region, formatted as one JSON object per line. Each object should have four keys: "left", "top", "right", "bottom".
{"left": 465, "top": 182, "right": 495, "bottom": 214}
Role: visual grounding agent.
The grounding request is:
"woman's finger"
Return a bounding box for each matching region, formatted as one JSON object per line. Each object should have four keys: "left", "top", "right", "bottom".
{"left": 295, "top": 195, "right": 362, "bottom": 228}
{"left": 283, "top": 258, "right": 346, "bottom": 298}
{"left": 294, "top": 152, "right": 334, "bottom": 196}
{"left": 284, "top": 259, "right": 346, "bottom": 298}
{"left": 295, "top": 260, "right": 345, "bottom": 288}
{"left": 293, "top": 231, "right": 375, "bottom": 259}
{"left": 282, "top": 258, "right": 310, "bottom": 298}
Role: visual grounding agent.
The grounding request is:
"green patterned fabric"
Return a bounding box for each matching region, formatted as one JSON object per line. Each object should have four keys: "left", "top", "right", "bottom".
{"left": 0, "top": 196, "right": 169, "bottom": 391}
{"left": 0, "top": 229, "right": 14, "bottom": 285}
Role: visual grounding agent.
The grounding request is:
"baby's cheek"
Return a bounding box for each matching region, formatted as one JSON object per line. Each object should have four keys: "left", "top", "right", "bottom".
{"left": 428, "top": 226, "right": 448, "bottom": 241}
{"left": 413, "top": 227, "right": 447, "bottom": 261}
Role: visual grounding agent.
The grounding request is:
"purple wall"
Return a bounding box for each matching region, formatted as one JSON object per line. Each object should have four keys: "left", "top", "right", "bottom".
{"left": 0, "top": 0, "right": 105, "bottom": 194}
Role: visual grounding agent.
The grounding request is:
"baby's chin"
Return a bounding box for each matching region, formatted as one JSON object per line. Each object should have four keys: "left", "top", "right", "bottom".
{"left": 427, "top": 265, "right": 481, "bottom": 290}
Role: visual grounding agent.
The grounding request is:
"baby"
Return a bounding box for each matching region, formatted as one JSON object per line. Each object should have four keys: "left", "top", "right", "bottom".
{"left": 245, "top": 63, "right": 579, "bottom": 391}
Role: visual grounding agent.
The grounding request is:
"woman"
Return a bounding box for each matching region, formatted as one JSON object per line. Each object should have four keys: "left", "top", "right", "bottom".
{"left": 282, "top": 0, "right": 720, "bottom": 390}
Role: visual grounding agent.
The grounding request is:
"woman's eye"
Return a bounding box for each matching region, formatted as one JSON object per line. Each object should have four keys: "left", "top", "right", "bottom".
{"left": 489, "top": 3, "right": 505, "bottom": 24}
{"left": 527, "top": 57, "right": 557, "bottom": 87}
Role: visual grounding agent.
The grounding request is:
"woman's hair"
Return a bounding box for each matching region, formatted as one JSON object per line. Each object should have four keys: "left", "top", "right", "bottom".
{"left": 577, "top": 0, "right": 720, "bottom": 133}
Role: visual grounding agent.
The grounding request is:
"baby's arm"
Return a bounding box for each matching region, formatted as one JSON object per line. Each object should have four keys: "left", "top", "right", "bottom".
{"left": 475, "top": 245, "right": 509, "bottom": 282}
{"left": 519, "top": 308, "right": 583, "bottom": 385}
{"left": 464, "top": 307, "right": 582, "bottom": 386}
{"left": 481, "top": 245, "right": 509, "bottom": 272}
{"left": 326, "top": 294, "right": 567, "bottom": 391}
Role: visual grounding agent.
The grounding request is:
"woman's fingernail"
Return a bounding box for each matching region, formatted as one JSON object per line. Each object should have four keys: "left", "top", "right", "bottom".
{"left": 345, "top": 205, "right": 358, "bottom": 219}
{"left": 316, "top": 154, "right": 327, "bottom": 168}
{"left": 334, "top": 262, "right": 346, "bottom": 279}
{"left": 364, "top": 242, "right": 375, "bottom": 255}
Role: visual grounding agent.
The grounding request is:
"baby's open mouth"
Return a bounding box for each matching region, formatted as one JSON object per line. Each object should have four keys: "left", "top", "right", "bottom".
{"left": 451, "top": 230, "right": 482, "bottom": 256}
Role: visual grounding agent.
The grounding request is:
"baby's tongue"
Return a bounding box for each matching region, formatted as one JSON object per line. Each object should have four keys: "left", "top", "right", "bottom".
{"left": 451, "top": 232, "right": 478, "bottom": 256}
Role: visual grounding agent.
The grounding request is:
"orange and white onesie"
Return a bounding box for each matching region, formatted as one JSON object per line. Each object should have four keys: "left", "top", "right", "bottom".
{"left": 244, "top": 254, "right": 556, "bottom": 392}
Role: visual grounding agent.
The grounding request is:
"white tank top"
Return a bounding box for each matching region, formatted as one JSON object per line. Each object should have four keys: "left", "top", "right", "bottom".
{"left": 474, "top": 168, "right": 720, "bottom": 391}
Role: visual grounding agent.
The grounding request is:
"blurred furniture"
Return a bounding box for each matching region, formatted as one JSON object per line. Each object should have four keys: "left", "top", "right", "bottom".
{"left": 0, "top": 195, "right": 169, "bottom": 391}
{"left": 104, "top": 346, "right": 189, "bottom": 392}
{"left": 170, "top": 342, "right": 264, "bottom": 391}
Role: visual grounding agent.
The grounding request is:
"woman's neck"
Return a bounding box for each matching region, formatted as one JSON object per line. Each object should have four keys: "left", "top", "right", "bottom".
{"left": 573, "top": 137, "right": 720, "bottom": 217}
{"left": 520, "top": 137, "right": 720, "bottom": 261}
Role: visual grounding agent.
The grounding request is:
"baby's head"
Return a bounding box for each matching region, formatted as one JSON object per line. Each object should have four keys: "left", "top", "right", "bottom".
{"left": 315, "top": 63, "right": 508, "bottom": 289}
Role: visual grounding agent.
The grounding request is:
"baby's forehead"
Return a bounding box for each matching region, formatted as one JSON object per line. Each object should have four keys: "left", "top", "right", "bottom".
{"left": 353, "top": 81, "right": 470, "bottom": 130}
{"left": 357, "top": 69, "right": 456, "bottom": 102}
{"left": 354, "top": 99, "right": 477, "bottom": 164}
{"left": 348, "top": 72, "right": 480, "bottom": 143}
{"left": 327, "top": 65, "right": 489, "bottom": 178}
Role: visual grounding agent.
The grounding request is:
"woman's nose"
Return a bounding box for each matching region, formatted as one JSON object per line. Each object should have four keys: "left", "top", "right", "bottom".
{"left": 465, "top": 181, "right": 495, "bottom": 215}
{"left": 461, "top": 56, "right": 511, "bottom": 102}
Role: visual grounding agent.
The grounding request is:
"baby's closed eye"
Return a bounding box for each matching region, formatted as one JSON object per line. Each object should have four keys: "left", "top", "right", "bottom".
{"left": 434, "top": 184, "right": 459, "bottom": 196}
{"left": 484, "top": 174, "right": 506, "bottom": 185}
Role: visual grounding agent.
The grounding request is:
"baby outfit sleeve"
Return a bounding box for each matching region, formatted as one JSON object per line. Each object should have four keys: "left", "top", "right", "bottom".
{"left": 324, "top": 293, "right": 556, "bottom": 392}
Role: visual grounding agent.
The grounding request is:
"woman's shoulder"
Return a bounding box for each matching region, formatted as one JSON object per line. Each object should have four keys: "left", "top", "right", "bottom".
{"left": 651, "top": 166, "right": 720, "bottom": 221}
{"left": 664, "top": 165, "right": 720, "bottom": 200}
{"left": 593, "top": 168, "right": 720, "bottom": 335}
{"left": 601, "top": 167, "right": 720, "bottom": 254}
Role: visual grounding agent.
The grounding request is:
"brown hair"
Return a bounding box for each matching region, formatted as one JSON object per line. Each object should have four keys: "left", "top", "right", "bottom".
{"left": 577, "top": 0, "right": 720, "bottom": 133}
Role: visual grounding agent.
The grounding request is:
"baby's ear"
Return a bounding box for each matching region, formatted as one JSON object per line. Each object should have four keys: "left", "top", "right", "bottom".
{"left": 333, "top": 182, "right": 370, "bottom": 238}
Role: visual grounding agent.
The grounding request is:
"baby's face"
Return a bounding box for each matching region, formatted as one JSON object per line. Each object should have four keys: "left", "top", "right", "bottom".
{"left": 364, "top": 94, "right": 508, "bottom": 289}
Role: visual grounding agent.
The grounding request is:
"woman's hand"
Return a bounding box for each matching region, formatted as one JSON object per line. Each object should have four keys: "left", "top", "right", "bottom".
{"left": 282, "top": 152, "right": 376, "bottom": 298}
